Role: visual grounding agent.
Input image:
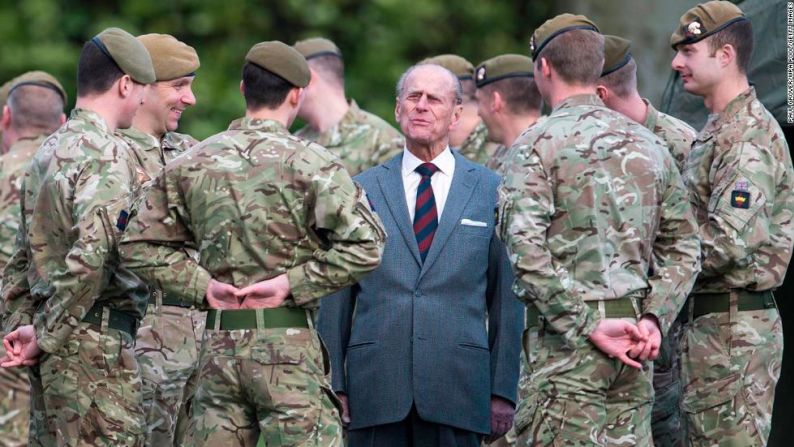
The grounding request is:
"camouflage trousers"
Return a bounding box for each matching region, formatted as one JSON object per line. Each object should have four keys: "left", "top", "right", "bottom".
{"left": 0, "top": 334, "right": 29, "bottom": 447}
{"left": 651, "top": 314, "right": 686, "bottom": 447}
{"left": 186, "top": 325, "right": 343, "bottom": 446}
{"left": 515, "top": 323, "right": 654, "bottom": 447}
{"left": 38, "top": 322, "right": 145, "bottom": 447}
{"left": 681, "top": 298, "right": 783, "bottom": 446}
{"left": 135, "top": 301, "right": 205, "bottom": 445}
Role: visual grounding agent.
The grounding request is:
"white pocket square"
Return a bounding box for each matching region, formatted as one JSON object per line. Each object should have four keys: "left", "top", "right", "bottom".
{"left": 460, "top": 218, "right": 488, "bottom": 227}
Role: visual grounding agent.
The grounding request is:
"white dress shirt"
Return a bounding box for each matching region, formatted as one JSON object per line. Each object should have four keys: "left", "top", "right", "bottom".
{"left": 401, "top": 147, "right": 455, "bottom": 222}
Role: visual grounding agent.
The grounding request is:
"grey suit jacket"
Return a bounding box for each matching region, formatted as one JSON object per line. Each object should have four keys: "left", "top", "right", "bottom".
{"left": 317, "top": 151, "right": 523, "bottom": 434}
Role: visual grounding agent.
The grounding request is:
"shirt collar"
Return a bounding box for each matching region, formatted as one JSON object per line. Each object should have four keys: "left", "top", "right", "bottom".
{"left": 642, "top": 98, "right": 659, "bottom": 131}
{"left": 552, "top": 93, "right": 605, "bottom": 113}
{"left": 402, "top": 146, "right": 455, "bottom": 177}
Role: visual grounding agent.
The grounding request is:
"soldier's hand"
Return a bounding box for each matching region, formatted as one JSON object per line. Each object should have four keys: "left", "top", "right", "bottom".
{"left": 485, "top": 395, "right": 515, "bottom": 442}
{"left": 205, "top": 279, "right": 242, "bottom": 310}
{"left": 336, "top": 392, "right": 351, "bottom": 425}
{"left": 236, "top": 274, "right": 290, "bottom": 309}
{"left": 588, "top": 319, "right": 646, "bottom": 369}
{"left": 632, "top": 316, "right": 662, "bottom": 361}
{"left": 1, "top": 325, "right": 42, "bottom": 367}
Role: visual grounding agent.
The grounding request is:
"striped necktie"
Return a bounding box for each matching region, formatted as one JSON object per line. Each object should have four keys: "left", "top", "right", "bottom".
{"left": 413, "top": 162, "right": 440, "bottom": 262}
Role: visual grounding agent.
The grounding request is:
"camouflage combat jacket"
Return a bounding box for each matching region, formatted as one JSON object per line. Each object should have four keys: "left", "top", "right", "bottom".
{"left": 498, "top": 94, "right": 701, "bottom": 347}
{"left": 120, "top": 118, "right": 386, "bottom": 310}
{"left": 295, "top": 100, "right": 403, "bottom": 175}
{"left": 457, "top": 121, "right": 502, "bottom": 166}
{"left": 485, "top": 117, "right": 546, "bottom": 175}
{"left": 116, "top": 127, "right": 198, "bottom": 187}
{"left": 683, "top": 87, "right": 794, "bottom": 293}
{"left": 644, "top": 99, "right": 697, "bottom": 173}
{"left": 1, "top": 108, "right": 148, "bottom": 352}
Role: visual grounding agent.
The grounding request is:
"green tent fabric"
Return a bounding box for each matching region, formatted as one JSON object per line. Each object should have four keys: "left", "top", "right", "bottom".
{"left": 660, "top": 0, "right": 787, "bottom": 130}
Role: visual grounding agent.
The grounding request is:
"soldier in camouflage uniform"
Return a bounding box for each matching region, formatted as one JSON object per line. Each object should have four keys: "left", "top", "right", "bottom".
{"left": 473, "top": 54, "right": 543, "bottom": 176}
{"left": 0, "top": 72, "right": 66, "bottom": 447}
{"left": 670, "top": 2, "right": 794, "bottom": 445}
{"left": 595, "top": 35, "right": 698, "bottom": 447}
{"left": 115, "top": 33, "right": 203, "bottom": 446}
{"left": 422, "top": 54, "right": 501, "bottom": 165}
{"left": 0, "top": 28, "right": 155, "bottom": 446}
{"left": 293, "top": 37, "right": 402, "bottom": 175}
{"left": 119, "top": 41, "right": 385, "bottom": 447}
{"left": 498, "top": 14, "right": 701, "bottom": 446}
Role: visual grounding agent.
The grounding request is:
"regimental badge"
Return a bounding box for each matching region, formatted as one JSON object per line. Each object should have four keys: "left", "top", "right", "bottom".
{"left": 735, "top": 179, "right": 750, "bottom": 192}
{"left": 117, "top": 209, "right": 130, "bottom": 231}
{"left": 685, "top": 20, "right": 703, "bottom": 38}
{"left": 476, "top": 66, "right": 487, "bottom": 82}
{"left": 529, "top": 34, "right": 536, "bottom": 55}
{"left": 731, "top": 190, "right": 751, "bottom": 209}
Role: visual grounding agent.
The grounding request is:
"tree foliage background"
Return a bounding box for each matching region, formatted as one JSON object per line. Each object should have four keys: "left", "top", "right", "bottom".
{"left": 0, "top": 0, "right": 555, "bottom": 139}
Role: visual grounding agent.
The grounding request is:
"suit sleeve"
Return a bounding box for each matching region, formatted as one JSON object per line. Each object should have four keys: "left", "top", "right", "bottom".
{"left": 317, "top": 284, "right": 358, "bottom": 393}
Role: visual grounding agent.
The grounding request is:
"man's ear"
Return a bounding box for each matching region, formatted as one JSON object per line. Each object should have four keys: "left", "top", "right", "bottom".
{"left": 491, "top": 90, "right": 504, "bottom": 113}
{"left": 118, "top": 74, "right": 133, "bottom": 98}
{"left": 595, "top": 85, "right": 609, "bottom": 102}
{"left": 539, "top": 57, "right": 552, "bottom": 79}
{"left": 718, "top": 43, "right": 736, "bottom": 70}
{"left": 239, "top": 80, "right": 245, "bottom": 96}
{"left": 394, "top": 97, "right": 402, "bottom": 122}
{"left": 1, "top": 105, "right": 11, "bottom": 130}
{"left": 289, "top": 87, "right": 303, "bottom": 107}
{"left": 58, "top": 113, "right": 66, "bottom": 126}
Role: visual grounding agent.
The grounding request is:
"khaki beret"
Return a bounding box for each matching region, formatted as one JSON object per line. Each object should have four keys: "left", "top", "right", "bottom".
{"left": 421, "top": 54, "right": 475, "bottom": 80}
{"left": 294, "top": 37, "right": 343, "bottom": 60}
{"left": 670, "top": 1, "right": 746, "bottom": 49}
{"left": 137, "top": 34, "right": 199, "bottom": 81}
{"left": 530, "top": 14, "right": 599, "bottom": 60}
{"left": 246, "top": 41, "right": 310, "bottom": 88}
{"left": 601, "top": 35, "right": 632, "bottom": 77}
{"left": 92, "top": 27, "right": 155, "bottom": 84}
{"left": 475, "top": 54, "right": 534, "bottom": 88}
{"left": 2, "top": 71, "right": 67, "bottom": 107}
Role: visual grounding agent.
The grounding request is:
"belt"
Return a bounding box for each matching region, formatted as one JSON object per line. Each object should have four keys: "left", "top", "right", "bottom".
{"left": 148, "top": 293, "right": 192, "bottom": 308}
{"left": 206, "top": 307, "right": 309, "bottom": 331}
{"left": 689, "top": 290, "right": 775, "bottom": 319}
{"left": 81, "top": 304, "right": 139, "bottom": 337}
{"left": 526, "top": 296, "right": 640, "bottom": 329}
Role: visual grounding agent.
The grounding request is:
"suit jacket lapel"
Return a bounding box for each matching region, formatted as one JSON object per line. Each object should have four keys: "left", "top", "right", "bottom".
{"left": 377, "top": 154, "right": 423, "bottom": 266}
{"left": 418, "top": 152, "right": 479, "bottom": 280}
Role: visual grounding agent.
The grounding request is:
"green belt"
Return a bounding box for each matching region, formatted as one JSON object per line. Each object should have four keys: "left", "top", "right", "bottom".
{"left": 526, "top": 296, "right": 639, "bottom": 329}
{"left": 81, "top": 304, "right": 139, "bottom": 336}
{"left": 690, "top": 290, "right": 775, "bottom": 319}
{"left": 206, "top": 307, "right": 309, "bottom": 331}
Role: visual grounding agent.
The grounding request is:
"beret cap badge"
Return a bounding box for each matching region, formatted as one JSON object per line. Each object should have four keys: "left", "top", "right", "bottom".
{"left": 685, "top": 20, "right": 703, "bottom": 38}
{"left": 476, "top": 66, "right": 486, "bottom": 82}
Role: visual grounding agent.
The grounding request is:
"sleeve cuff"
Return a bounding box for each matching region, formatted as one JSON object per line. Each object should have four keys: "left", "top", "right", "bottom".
{"left": 286, "top": 265, "right": 313, "bottom": 306}
{"left": 190, "top": 266, "right": 212, "bottom": 308}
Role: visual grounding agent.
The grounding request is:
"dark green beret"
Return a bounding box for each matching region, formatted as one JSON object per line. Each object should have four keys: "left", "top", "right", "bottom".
{"left": 601, "top": 35, "right": 632, "bottom": 77}
{"left": 137, "top": 34, "right": 200, "bottom": 81}
{"left": 420, "top": 54, "right": 475, "bottom": 80}
{"left": 475, "top": 54, "right": 534, "bottom": 88}
{"left": 246, "top": 41, "right": 310, "bottom": 88}
{"left": 294, "top": 37, "right": 343, "bottom": 60}
{"left": 92, "top": 27, "right": 156, "bottom": 84}
{"left": 530, "top": 14, "right": 600, "bottom": 60}
{"left": 670, "top": 1, "right": 746, "bottom": 49}
{"left": 2, "top": 71, "right": 67, "bottom": 106}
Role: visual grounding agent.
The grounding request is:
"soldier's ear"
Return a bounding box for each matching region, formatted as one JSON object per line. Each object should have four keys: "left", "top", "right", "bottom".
{"left": 595, "top": 85, "right": 608, "bottom": 102}
{"left": 58, "top": 113, "right": 66, "bottom": 126}
{"left": 1, "top": 105, "right": 10, "bottom": 130}
{"left": 539, "top": 58, "right": 552, "bottom": 79}
{"left": 239, "top": 80, "right": 245, "bottom": 97}
{"left": 118, "top": 74, "right": 133, "bottom": 98}
{"left": 491, "top": 91, "right": 503, "bottom": 112}
{"left": 717, "top": 43, "right": 736, "bottom": 70}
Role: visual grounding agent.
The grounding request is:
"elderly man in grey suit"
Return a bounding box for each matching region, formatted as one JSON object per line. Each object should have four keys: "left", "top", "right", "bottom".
{"left": 317, "top": 63, "right": 524, "bottom": 446}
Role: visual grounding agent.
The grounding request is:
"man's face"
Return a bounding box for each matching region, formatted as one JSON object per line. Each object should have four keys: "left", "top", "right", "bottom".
{"left": 395, "top": 65, "right": 461, "bottom": 147}
{"left": 671, "top": 39, "right": 721, "bottom": 97}
{"left": 140, "top": 76, "right": 197, "bottom": 136}
{"left": 475, "top": 88, "right": 500, "bottom": 142}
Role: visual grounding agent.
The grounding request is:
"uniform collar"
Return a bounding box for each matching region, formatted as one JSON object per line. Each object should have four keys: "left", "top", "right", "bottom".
{"left": 229, "top": 117, "right": 289, "bottom": 134}
{"left": 552, "top": 93, "right": 605, "bottom": 113}
{"left": 642, "top": 98, "right": 659, "bottom": 131}
{"left": 118, "top": 127, "right": 160, "bottom": 152}
{"left": 70, "top": 108, "right": 111, "bottom": 133}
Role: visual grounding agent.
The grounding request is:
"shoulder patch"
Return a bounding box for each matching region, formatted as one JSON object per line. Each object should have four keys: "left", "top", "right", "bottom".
{"left": 730, "top": 190, "right": 750, "bottom": 209}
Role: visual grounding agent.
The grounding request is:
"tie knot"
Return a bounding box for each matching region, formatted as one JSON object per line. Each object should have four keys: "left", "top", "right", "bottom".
{"left": 415, "top": 162, "right": 439, "bottom": 178}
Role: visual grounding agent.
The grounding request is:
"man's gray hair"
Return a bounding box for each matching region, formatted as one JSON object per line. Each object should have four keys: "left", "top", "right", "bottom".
{"left": 395, "top": 63, "right": 463, "bottom": 105}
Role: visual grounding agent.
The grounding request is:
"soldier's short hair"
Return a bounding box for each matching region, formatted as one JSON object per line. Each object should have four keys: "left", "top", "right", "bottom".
{"left": 307, "top": 55, "right": 345, "bottom": 90}
{"left": 76, "top": 40, "right": 127, "bottom": 97}
{"left": 537, "top": 29, "right": 604, "bottom": 85}
{"left": 7, "top": 84, "right": 64, "bottom": 133}
{"left": 242, "top": 62, "right": 294, "bottom": 110}
{"left": 481, "top": 77, "right": 542, "bottom": 114}
{"left": 707, "top": 19, "right": 753, "bottom": 74}
{"left": 599, "top": 58, "right": 637, "bottom": 99}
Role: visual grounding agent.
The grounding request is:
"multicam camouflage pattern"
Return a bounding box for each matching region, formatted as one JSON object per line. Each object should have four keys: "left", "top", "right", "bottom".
{"left": 498, "top": 94, "right": 700, "bottom": 445}
{"left": 0, "top": 343, "right": 29, "bottom": 447}
{"left": 683, "top": 87, "right": 794, "bottom": 294}
{"left": 39, "top": 323, "right": 145, "bottom": 446}
{"left": 681, "top": 302, "right": 782, "bottom": 446}
{"left": 515, "top": 325, "right": 654, "bottom": 446}
{"left": 120, "top": 117, "right": 385, "bottom": 309}
{"left": 457, "top": 121, "right": 502, "bottom": 165}
{"left": 485, "top": 117, "right": 546, "bottom": 175}
{"left": 295, "top": 100, "right": 403, "bottom": 175}
{"left": 187, "top": 327, "right": 342, "bottom": 446}
{"left": 117, "top": 125, "right": 202, "bottom": 445}
{"left": 681, "top": 87, "right": 793, "bottom": 446}
{"left": 643, "top": 99, "right": 696, "bottom": 173}
{"left": 498, "top": 94, "right": 701, "bottom": 344}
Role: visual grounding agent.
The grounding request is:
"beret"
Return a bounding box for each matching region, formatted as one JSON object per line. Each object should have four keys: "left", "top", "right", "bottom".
{"left": 475, "top": 54, "right": 534, "bottom": 88}
{"left": 3, "top": 70, "right": 67, "bottom": 105}
{"left": 601, "top": 35, "right": 632, "bottom": 77}
{"left": 670, "top": 1, "right": 746, "bottom": 49}
{"left": 92, "top": 27, "right": 155, "bottom": 84}
{"left": 294, "top": 37, "right": 343, "bottom": 60}
{"left": 246, "top": 41, "right": 310, "bottom": 88}
{"left": 137, "top": 34, "right": 200, "bottom": 81}
{"left": 421, "top": 54, "right": 475, "bottom": 80}
{"left": 530, "top": 14, "right": 600, "bottom": 60}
